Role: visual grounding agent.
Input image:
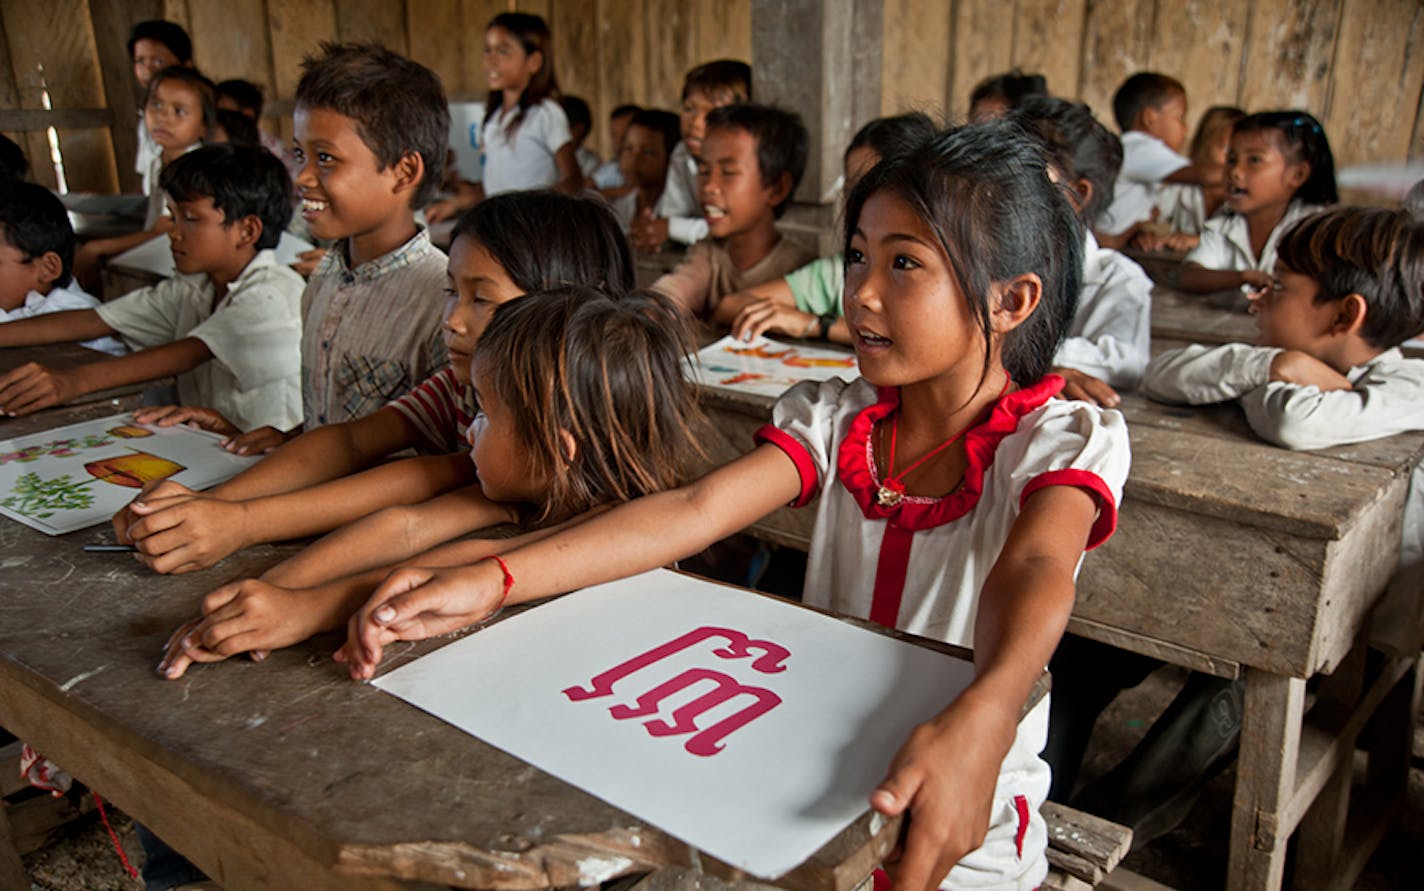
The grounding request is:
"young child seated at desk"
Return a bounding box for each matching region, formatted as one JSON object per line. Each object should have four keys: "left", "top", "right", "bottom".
{"left": 1048, "top": 207, "right": 1424, "bottom": 846}
{"left": 651, "top": 103, "right": 814, "bottom": 321}
{"left": 1139, "top": 105, "right": 1244, "bottom": 251}
{"left": 127, "top": 19, "right": 193, "bottom": 196}
{"left": 1095, "top": 72, "right": 1203, "bottom": 246}
{"left": 1171, "top": 111, "right": 1338, "bottom": 295}
{"left": 719, "top": 112, "right": 938, "bottom": 346}
{"left": 593, "top": 103, "right": 641, "bottom": 190}
{"left": 1012, "top": 96, "right": 1153, "bottom": 406}
{"left": 157, "top": 286, "right": 705, "bottom": 678}
{"left": 114, "top": 192, "right": 635, "bottom": 575}
{"left": 631, "top": 60, "right": 751, "bottom": 252}
{"left": 0, "top": 145, "right": 302, "bottom": 429}
{"left": 608, "top": 109, "right": 680, "bottom": 233}
{"left": 340, "top": 123, "right": 1131, "bottom": 891}
{"left": 0, "top": 181, "right": 124, "bottom": 356}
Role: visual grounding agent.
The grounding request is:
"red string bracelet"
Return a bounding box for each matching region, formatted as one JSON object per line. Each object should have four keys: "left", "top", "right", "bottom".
{"left": 484, "top": 554, "right": 514, "bottom": 614}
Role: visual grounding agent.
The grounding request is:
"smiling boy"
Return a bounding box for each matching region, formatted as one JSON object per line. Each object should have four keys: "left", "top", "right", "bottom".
{"left": 0, "top": 145, "right": 302, "bottom": 428}
{"left": 651, "top": 103, "right": 813, "bottom": 320}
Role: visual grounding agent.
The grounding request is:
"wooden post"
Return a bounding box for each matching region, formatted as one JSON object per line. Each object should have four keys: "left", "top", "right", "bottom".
{"left": 750, "top": 0, "right": 883, "bottom": 207}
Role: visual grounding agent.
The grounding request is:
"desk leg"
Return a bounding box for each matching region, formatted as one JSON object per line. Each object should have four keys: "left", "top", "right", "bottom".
{"left": 0, "top": 801, "right": 29, "bottom": 889}
{"left": 1227, "top": 670, "right": 1304, "bottom": 891}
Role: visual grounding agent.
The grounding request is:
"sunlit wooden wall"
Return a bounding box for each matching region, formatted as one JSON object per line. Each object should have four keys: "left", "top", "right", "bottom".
{"left": 2, "top": 0, "right": 1421, "bottom": 196}
{"left": 882, "top": 0, "right": 1424, "bottom": 171}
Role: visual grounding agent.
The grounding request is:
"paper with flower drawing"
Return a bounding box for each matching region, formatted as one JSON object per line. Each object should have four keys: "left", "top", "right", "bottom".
{"left": 0, "top": 414, "right": 259, "bottom": 535}
{"left": 374, "top": 568, "right": 974, "bottom": 879}
{"left": 687, "top": 335, "right": 858, "bottom": 398}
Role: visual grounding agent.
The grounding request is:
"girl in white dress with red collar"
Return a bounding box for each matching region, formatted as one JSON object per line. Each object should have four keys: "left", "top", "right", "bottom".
{"left": 339, "top": 123, "right": 1132, "bottom": 891}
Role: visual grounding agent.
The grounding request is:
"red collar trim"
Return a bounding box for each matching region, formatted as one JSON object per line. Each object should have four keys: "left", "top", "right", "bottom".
{"left": 836, "top": 375, "right": 1065, "bottom": 531}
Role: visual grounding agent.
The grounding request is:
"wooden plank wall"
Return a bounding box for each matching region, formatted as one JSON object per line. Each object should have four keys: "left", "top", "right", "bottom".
{"left": 0, "top": 0, "right": 752, "bottom": 194}
{"left": 881, "top": 0, "right": 1424, "bottom": 170}
{"left": 3, "top": 0, "right": 1420, "bottom": 194}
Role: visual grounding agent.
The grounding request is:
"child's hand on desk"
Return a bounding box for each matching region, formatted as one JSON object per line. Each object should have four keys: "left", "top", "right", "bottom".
{"left": 157, "top": 578, "right": 321, "bottom": 678}
{"left": 133, "top": 404, "right": 242, "bottom": 437}
{"left": 336, "top": 561, "right": 506, "bottom": 680}
{"left": 124, "top": 490, "right": 252, "bottom": 574}
{"left": 0, "top": 362, "right": 76, "bottom": 415}
{"left": 630, "top": 209, "right": 670, "bottom": 253}
{"left": 1052, "top": 367, "right": 1121, "bottom": 407}
{"left": 223, "top": 425, "right": 291, "bottom": 456}
{"left": 870, "top": 691, "right": 1019, "bottom": 891}
{"left": 1269, "top": 350, "right": 1352, "bottom": 390}
{"left": 733, "top": 298, "right": 816, "bottom": 342}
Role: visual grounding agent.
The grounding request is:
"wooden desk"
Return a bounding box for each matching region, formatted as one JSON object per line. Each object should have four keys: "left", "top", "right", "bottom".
{"left": 694, "top": 374, "right": 1424, "bottom": 891}
{"left": 0, "top": 342, "right": 154, "bottom": 411}
{"left": 1, "top": 526, "right": 992, "bottom": 889}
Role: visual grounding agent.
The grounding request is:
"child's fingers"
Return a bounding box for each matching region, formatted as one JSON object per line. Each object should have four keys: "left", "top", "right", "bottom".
{"left": 163, "top": 618, "right": 205, "bottom": 654}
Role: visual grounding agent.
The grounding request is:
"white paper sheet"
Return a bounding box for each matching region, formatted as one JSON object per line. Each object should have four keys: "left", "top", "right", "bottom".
{"left": 687, "top": 335, "right": 858, "bottom": 399}
{"left": 110, "top": 231, "right": 315, "bottom": 278}
{"left": 374, "top": 568, "right": 974, "bottom": 879}
{"left": 0, "top": 414, "right": 259, "bottom": 535}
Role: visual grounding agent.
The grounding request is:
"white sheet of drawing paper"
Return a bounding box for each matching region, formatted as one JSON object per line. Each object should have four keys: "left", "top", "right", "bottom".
{"left": 686, "top": 335, "right": 858, "bottom": 399}
{"left": 373, "top": 568, "right": 975, "bottom": 879}
{"left": 0, "top": 414, "right": 259, "bottom": 535}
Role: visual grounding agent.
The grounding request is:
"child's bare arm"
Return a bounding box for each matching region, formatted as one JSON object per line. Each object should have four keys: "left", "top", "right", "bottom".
{"left": 261, "top": 483, "right": 518, "bottom": 589}
{"left": 1162, "top": 162, "right": 1205, "bottom": 186}
{"left": 338, "top": 444, "right": 804, "bottom": 678}
{"left": 123, "top": 451, "right": 476, "bottom": 574}
{"left": 0, "top": 308, "right": 114, "bottom": 348}
{"left": 0, "top": 337, "right": 211, "bottom": 416}
{"left": 871, "top": 485, "right": 1097, "bottom": 891}
{"left": 1169, "top": 263, "right": 1271, "bottom": 294}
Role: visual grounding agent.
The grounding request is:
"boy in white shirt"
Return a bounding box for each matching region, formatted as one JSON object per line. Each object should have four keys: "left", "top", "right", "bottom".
{"left": 1054, "top": 207, "right": 1424, "bottom": 844}
{"left": 1095, "top": 72, "right": 1204, "bottom": 244}
{"left": 0, "top": 144, "right": 303, "bottom": 430}
{"left": 0, "top": 182, "right": 125, "bottom": 356}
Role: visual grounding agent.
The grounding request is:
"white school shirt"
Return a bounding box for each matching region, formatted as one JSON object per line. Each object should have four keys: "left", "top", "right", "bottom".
{"left": 1152, "top": 183, "right": 1210, "bottom": 235}
{"left": 96, "top": 249, "right": 305, "bottom": 430}
{"left": 1184, "top": 201, "right": 1325, "bottom": 274}
{"left": 1143, "top": 343, "right": 1424, "bottom": 656}
{"left": 481, "top": 99, "right": 572, "bottom": 197}
{"left": 1097, "top": 131, "right": 1189, "bottom": 236}
{"left": 592, "top": 157, "right": 625, "bottom": 189}
{"left": 756, "top": 375, "right": 1129, "bottom": 890}
{"left": 0, "top": 282, "right": 126, "bottom": 357}
{"left": 136, "top": 114, "right": 159, "bottom": 194}
{"left": 654, "top": 140, "right": 709, "bottom": 245}
{"left": 1053, "top": 231, "right": 1153, "bottom": 389}
{"left": 575, "top": 145, "right": 600, "bottom": 179}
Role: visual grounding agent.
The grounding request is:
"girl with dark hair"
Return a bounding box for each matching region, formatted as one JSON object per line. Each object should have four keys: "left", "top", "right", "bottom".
{"left": 117, "top": 191, "right": 634, "bottom": 575}
{"left": 341, "top": 122, "right": 1132, "bottom": 891}
{"left": 1176, "top": 110, "right": 1339, "bottom": 294}
{"left": 159, "top": 285, "right": 703, "bottom": 678}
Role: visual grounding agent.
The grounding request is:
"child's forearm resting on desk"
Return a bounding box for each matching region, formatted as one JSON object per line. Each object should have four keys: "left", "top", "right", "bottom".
{"left": 339, "top": 444, "right": 803, "bottom": 677}
{"left": 121, "top": 452, "right": 476, "bottom": 574}
{"left": 260, "top": 483, "right": 519, "bottom": 589}
{"left": 868, "top": 484, "right": 1096, "bottom": 891}
{"left": 0, "top": 337, "right": 211, "bottom": 416}
{"left": 0, "top": 308, "right": 113, "bottom": 348}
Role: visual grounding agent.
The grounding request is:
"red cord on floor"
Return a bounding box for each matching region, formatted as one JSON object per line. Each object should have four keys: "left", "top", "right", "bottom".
{"left": 92, "top": 792, "right": 139, "bottom": 879}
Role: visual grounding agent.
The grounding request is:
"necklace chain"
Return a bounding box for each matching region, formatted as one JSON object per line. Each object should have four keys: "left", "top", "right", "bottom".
{"left": 875, "top": 376, "right": 1011, "bottom": 508}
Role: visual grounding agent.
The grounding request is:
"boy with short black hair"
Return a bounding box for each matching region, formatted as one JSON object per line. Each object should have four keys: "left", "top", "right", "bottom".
{"left": 608, "top": 109, "right": 680, "bottom": 231}
{"left": 1097, "top": 72, "right": 1204, "bottom": 240}
{"left": 0, "top": 181, "right": 124, "bottom": 356}
{"left": 0, "top": 145, "right": 302, "bottom": 428}
{"left": 652, "top": 103, "right": 813, "bottom": 319}
{"left": 633, "top": 59, "right": 751, "bottom": 251}
{"left": 287, "top": 43, "right": 450, "bottom": 438}
{"left": 593, "top": 103, "right": 642, "bottom": 189}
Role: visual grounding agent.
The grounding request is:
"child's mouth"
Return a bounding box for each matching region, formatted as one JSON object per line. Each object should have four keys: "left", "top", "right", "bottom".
{"left": 301, "top": 197, "right": 329, "bottom": 218}
{"left": 704, "top": 205, "right": 727, "bottom": 220}
{"left": 856, "top": 329, "right": 892, "bottom": 349}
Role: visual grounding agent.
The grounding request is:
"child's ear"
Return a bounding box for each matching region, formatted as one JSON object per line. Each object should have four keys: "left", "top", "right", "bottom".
{"left": 234, "top": 214, "right": 263, "bottom": 248}
{"left": 764, "top": 170, "right": 793, "bottom": 211}
{"left": 1285, "top": 159, "right": 1311, "bottom": 192}
{"left": 1069, "top": 178, "right": 1093, "bottom": 215}
{"left": 990, "top": 273, "right": 1043, "bottom": 334}
{"left": 391, "top": 150, "right": 426, "bottom": 197}
{"left": 33, "top": 251, "right": 63, "bottom": 287}
{"left": 558, "top": 429, "right": 578, "bottom": 465}
{"left": 1333, "top": 293, "right": 1369, "bottom": 337}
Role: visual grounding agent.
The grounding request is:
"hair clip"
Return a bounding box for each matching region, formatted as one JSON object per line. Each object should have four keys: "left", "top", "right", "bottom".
{"left": 1291, "top": 115, "right": 1322, "bottom": 135}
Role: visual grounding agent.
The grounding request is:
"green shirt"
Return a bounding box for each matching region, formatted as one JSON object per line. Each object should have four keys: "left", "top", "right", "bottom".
{"left": 784, "top": 253, "right": 845, "bottom": 316}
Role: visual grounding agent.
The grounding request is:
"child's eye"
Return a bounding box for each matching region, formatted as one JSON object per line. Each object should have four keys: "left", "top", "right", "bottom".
{"left": 892, "top": 254, "right": 919, "bottom": 271}
{"left": 846, "top": 248, "right": 866, "bottom": 265}
{"left": 317, "top": 152, "right": 335, "bottom": 165}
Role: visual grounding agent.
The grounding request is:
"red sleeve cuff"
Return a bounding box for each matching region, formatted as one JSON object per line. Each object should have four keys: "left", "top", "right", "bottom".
{"left": 1020, "top": 469, "right": 1118, "bottom": 550}
{"left": 754, "top": 424, "right": 819, "bottom": 508}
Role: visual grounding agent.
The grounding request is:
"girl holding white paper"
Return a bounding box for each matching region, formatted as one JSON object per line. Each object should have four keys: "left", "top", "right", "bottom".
{"left": 339, "top": 124, "right": 1131, "bottom": 891}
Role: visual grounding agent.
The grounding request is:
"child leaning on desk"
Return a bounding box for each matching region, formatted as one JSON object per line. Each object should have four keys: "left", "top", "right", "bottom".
{"left": 1145, "top": 206, "right": 1424, "bottom": 655}
{"left": 0, "top": 144, "right": 303, "bottom": 430}
{"left": 340, "top": 123, "right": 1132, "bottom": 891}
